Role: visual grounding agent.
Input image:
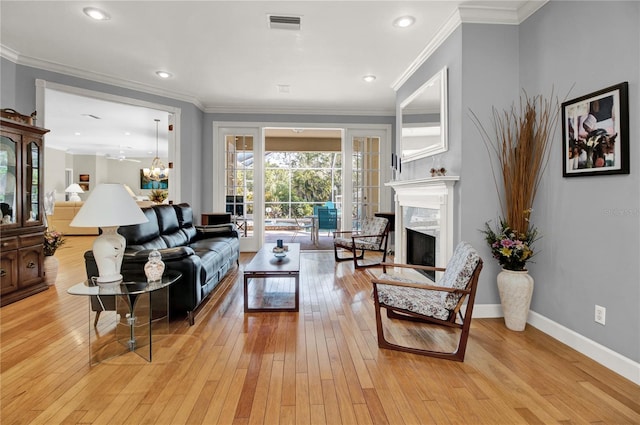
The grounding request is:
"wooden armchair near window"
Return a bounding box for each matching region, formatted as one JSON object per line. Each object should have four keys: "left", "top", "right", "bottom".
{"left": 334, "top": 216, "right": 389, "bottom": 268}
{"left": 370, "top": 241, "right": 483, "bottom": 361}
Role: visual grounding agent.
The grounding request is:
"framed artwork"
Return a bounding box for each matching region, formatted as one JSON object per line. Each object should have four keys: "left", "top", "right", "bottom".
{"left": 78, "top": 174, "right": 90, "bottom": 182}
{"left": 562, "top": 82, "right": 629, "bottom": 177}
{"left": 79, "top": 183, "right": 89, "bottom": 191}
{"left": 140, "top": 169, "right": 168, "bottom": 189}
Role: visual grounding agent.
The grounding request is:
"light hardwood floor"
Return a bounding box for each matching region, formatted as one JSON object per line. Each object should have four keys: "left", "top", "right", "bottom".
{"left": 1, "top": 236, "right": 638, "bottom": 424}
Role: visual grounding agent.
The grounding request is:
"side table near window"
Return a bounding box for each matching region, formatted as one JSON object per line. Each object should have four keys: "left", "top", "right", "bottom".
{"left": 68, "top": 271, "right": 181, "bottom": 365}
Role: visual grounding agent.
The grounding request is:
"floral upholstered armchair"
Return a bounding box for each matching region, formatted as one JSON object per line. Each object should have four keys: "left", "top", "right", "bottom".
{"left": 370, "top": 241, "right": 483, "bottom": 361}
{"left": 333, "top": 216, "right": 390, "bottom": 268}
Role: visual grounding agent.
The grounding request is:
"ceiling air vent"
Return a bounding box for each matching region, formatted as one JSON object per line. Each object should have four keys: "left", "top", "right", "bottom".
{"left": 268, "top": 15, "right": 301, "bottom": 30}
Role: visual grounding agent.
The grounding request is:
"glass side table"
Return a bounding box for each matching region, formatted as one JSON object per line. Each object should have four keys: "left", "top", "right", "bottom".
{"left": 68, "top": 271, "right": 181, "bottom": 365}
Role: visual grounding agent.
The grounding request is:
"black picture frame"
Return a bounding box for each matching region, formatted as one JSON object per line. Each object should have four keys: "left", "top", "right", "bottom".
{"left": 562, "top": 82, "right": 629, "bottom": 177}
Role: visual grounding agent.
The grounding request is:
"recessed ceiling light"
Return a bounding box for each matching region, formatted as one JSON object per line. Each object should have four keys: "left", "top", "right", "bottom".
{"left": 156, "top": 71, "right": 172, "bottom": 79}
{"left": 124, "top": 132, "right": 131, "bottom": 136}
{"left": 363, "top": 75, "right": 376, "bottom": 83}
{"left": 83, "top": 7, "right": 110, "bottom": 21}
{"left": 74, "top": 132, "right": 81, "bottom": 136}
{"left": 393, "top": 16, "right": 415, "bottom": 28}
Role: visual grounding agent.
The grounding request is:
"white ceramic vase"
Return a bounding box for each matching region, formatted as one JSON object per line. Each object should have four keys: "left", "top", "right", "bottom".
{"left": 497, "top": 269, "right": 534, "bottom": 331}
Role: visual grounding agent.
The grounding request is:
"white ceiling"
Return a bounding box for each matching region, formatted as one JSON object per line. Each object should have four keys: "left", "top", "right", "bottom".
{"left": 1, "top": 1, "right": 540, "bottom": 158}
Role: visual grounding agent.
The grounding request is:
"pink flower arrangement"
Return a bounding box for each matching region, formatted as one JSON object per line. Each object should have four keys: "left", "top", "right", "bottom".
{"left": 44, "top": 230, "right": 65, "bottom": 256}
{"left": 482, "top": 218, "right": 537, "bottom": 271}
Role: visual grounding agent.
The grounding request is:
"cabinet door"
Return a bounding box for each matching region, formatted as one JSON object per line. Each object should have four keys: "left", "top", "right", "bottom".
{"left": 18, "top": 245, "right": 44, "bottom": 287}
{"left": 0, "top": 250, "right": 19, "bottom": 294}
{"left": 0, "top": 131, "right": 21, "bottom": 229}
{"left": 23, "top": 136, "right": 43, "bottom": 227}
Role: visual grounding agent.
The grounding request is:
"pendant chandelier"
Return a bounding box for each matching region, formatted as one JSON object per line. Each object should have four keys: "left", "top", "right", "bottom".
{"left": 143, "top": 119, "right": 169, "bottom": 182}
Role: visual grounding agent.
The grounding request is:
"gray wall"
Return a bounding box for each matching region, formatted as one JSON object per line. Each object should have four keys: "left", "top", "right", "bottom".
{"left": 395, "top": 1, "right": 639, "bottom": 361}
{"left": 1, "top": 57, "right": 205, "bottom": 213}
{"left": 2, "top": 57, "right": 394, "bottom": 218}
{"left": 519, "top": 1, "right": 639, "bottom": 361}
{"left": 395, "top": 24, "right": 521, "bottom": 305}
{"left": 460, "top": 24, "right": 521, "bottom": 305}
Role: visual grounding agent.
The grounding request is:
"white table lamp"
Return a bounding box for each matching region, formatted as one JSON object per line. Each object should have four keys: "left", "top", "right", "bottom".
{"left": 65, "top": 183, "right": 84, "bottom": 202}
{"left": 70, "top": 184, "right": 148, "bottom": 283}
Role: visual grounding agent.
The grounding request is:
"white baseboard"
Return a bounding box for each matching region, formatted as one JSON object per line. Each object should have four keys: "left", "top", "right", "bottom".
{"left": 471, "top": 303, "right": 503, "bottom": 318}
{"left": 470, "top": 304, "right": 640, "bottom": 385}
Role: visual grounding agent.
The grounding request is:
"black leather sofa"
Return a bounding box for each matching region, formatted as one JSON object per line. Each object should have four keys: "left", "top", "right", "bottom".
{"left": 84, "top": 203, "right": 240, "bottom": 325}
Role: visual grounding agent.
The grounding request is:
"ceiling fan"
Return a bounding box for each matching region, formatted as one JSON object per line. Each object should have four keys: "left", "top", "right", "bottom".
{"left": 105, "top": 154, "right": 141, "bottom": 163}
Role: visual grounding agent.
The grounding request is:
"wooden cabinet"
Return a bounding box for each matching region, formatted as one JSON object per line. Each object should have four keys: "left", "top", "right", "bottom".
{"left": 0, "top": 118, "right": 49, "bottom": 306}
{"left": 201, "top": 213, "right": 231, "bottom": 225}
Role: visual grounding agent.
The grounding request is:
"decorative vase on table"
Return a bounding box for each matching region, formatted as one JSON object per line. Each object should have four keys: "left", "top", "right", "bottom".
{"left": 43, "top": 255, "right": 59, "bottom": 286}
{"left": 144, "top": 249, "right": 165, "bottom": 282}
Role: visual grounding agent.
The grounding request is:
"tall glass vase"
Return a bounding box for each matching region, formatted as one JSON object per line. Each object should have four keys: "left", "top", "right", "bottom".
{"left": 497, "top": 269, "right": 534, "bottom": 331}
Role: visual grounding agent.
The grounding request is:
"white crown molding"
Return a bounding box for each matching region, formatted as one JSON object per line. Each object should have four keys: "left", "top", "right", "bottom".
{"left": 1, "top": 45, "right": 205, "bottom": 111}
{"left": 516, "top": 0, "right": 549, "bottom": 23}
{"left": 3, "top": 45, "right": 393, "bottom": 117}
{"left": 0, "top": 44, "right": 19, "bottom": 63}
{"left": 391, "top": 1, "right": 548, "bottom": 91}
{"left": 459, "top": 0, "right": 547, "bottom": 24}
{"left": 204, "top": 104, "right": 395, "bottom": 117}
{"left": 391, "top": 8, "right": 461, "bottom": 91}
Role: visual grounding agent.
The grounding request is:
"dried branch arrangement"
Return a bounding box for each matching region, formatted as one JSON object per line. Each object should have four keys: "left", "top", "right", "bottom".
{"left": 471, "top": 91, "right": 560, "bottom": 234}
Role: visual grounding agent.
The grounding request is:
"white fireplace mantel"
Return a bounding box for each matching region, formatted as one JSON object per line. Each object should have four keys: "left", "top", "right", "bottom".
{"left": 386, "top": 176, "right": 459, "bottom": 272}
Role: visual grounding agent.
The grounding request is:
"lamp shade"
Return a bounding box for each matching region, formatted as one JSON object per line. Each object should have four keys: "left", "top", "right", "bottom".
{"left": 70, "top": 183, "right": 148, "bottom": 227}
{"left": 65, "top": 183, "right": 84, "bottom": 193}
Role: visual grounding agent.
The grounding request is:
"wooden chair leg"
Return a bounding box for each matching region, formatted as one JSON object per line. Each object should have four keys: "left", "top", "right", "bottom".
{"left": 375, "top": 305, "right": 467, "bottom": 361}
{"left": 334, "top": 245, "right": 363, "bottom": 262}
{"left": 354, "top": 248, "right": 385, "bottom": 269}
{"left": 93, "top": 310, "right": 101, "bottom": 327}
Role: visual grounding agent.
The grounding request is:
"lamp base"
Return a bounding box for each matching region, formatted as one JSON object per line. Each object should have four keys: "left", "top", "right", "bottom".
{"left": 95, "top": 274, "right": 123, "bottom": 284}
{"left": 68, "top": 193, "right": 81, "bottom": 202}
{"left": 92, "top": 227, "right": 126, "bottom": 283}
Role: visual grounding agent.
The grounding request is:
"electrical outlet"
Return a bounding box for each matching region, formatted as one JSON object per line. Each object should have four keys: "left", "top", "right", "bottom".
{"left": 595, "top": 305, "right": 606, "bottom": 325}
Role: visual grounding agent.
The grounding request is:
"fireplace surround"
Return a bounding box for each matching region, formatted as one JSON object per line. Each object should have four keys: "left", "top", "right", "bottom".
{"left": 386, "top": 176, "right": 459, "bottom": 280}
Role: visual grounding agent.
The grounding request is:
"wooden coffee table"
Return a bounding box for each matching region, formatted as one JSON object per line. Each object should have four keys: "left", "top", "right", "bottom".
{"left": 244, "top": 243, "right": 300, "bottom": 312}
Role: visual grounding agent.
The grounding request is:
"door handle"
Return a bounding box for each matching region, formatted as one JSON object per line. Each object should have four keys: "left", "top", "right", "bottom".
{"left": 27, "top": 261, "right": 36, "bottom": 268}
{"left": 0, "top": 269, "right": 6, "bottom": 277}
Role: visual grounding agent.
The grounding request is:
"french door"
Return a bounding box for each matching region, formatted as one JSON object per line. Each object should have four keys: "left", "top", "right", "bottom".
{"left": 343, "top": 129, "right": 389, "bottom": 232}
{"left": 215, "top": 124, "right": 390, "bottom": 252}
{"left": 216, "top": 126, "right": 262, "bottom": 251}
